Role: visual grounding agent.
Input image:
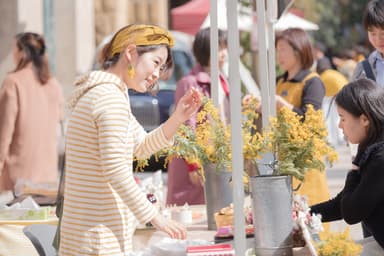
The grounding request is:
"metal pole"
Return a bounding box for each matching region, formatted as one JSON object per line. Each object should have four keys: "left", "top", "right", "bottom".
{"left": 43, "top": 0, "right": 56, "bottom": 74}
{"left": 210, "top": 0, "right": 219, "bottom": 106}
{"left": 267, "top": 0, "right": 277, "bottom": 117}
{"left": 227, "top": 0, "right": 246, "bottom": 254}
{"left": 256, "top": 0, "right": 270, "bottom": 128}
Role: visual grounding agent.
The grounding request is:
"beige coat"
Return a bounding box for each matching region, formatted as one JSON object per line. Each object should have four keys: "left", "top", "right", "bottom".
{"left": 0, "top": 65, "right": 63, "bottom": 191}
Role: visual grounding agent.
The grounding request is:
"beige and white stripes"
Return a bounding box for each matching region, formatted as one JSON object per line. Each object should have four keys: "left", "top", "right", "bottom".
{"left": 59, "top": 71, "right": 173, "bottom": 255}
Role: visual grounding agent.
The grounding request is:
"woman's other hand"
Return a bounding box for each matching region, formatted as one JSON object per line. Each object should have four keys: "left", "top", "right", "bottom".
{"left": 242, "top": 94, "right": 262, "bottom": 113}
{"left": 151, "top": 213, "right": 187, "bottom": 240}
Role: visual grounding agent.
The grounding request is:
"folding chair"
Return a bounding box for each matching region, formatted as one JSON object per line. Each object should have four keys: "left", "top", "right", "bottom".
{"left": 23, "top": 224, "right": 57, "bottom": 256}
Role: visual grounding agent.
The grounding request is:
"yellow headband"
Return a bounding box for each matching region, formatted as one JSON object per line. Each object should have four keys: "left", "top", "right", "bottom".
{"left": 109, "top": 24, "right": 174, "bottom": 58}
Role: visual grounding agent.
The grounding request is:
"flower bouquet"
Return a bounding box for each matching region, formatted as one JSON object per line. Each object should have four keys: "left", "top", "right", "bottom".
{"left": 316, "top": 229, "right": 362, "bottom": 256}
{"left": 259, "top": 105, "right": 339, "bottom": 180}
{"left": 154, "top": 96, "right": 265, "bottom": 182}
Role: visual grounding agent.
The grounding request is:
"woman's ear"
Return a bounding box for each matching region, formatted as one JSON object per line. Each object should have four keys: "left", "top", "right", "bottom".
{"left": 123, "top": 44, "right": 137, "bottom": 63}
{"left": 360, "top": 114, "right": 370, "bottom": 128}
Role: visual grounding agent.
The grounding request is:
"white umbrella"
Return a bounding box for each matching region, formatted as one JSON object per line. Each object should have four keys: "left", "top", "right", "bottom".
{"left": 275, "top": 12, "right": 319, "bottom": 31}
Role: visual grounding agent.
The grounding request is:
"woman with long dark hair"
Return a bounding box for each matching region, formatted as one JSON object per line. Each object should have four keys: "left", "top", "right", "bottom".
{"left": 0, "top": 32, "right": 63, "bottom": 192}
{"left": 311, "top": 78, "right": 384, "bottom": 255}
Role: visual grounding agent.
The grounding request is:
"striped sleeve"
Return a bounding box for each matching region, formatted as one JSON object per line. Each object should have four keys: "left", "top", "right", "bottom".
{"left": 133, "top": 123, "right": 174, "bottom": 159}
{"left": 93, "top": 90, "right": 157, "bottom": 224}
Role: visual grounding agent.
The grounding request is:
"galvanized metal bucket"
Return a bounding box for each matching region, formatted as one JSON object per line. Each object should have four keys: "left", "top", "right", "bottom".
{"left": 204, "top": 163, "right": 233, "bottom": 230}
{"left": 249, "top": 175, "right": 293, "bottom": 256}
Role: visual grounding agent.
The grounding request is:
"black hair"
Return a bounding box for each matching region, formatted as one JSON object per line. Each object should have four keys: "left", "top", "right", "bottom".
{"left": 192, "top": 27, "right": 227, "bottom": 67}
{"left": 363, "top": 0, "right": 384, "bottom": 30}
{"left": 314, "top": 42, "right": 326, "bottom": 53}
{"left": 335, "top": 78, "right": 384, "bottom": 153}
{"left": 14, "top": 32, "right": 50, "bottom": 84}
{"left": 316, "top": 58, "right": 332, "bottom": 74}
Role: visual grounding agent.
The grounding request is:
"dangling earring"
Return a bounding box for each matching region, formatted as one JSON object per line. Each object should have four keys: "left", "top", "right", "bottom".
{"left": 127, "top": 65, "right": 135, "bottom": 78}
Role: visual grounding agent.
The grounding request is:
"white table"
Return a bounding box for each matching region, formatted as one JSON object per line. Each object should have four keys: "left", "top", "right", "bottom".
{"left": 133, "top": 204, "right": 311, "bottom": 255}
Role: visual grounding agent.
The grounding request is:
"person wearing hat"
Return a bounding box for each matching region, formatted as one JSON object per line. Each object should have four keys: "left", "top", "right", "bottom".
{"left": 59, "top": 24, "right": 202, "bottom": 255}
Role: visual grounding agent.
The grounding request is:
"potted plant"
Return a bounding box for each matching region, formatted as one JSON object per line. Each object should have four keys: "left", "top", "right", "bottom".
{"left": 259, "top": 105, "right": 338, "bottom": 179}
{"left": 160, "top": 96, "right": 264, "bottom": 173}
{"left": 247, "top": 103, "right": 338, "bottom": 256}
{"left": 153, "top": 96, "right": 264, "bottom": 229}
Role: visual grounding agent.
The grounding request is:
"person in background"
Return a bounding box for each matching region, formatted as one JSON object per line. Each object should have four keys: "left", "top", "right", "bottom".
{"left": 59, "top": 24, "right": 201, "bottom": 255}
{"left": 0, "top": 32, "right": 63, "bottom": 193}
{"left": 316, "top": 57, "right": 348, "bottom": 147}
{"left": 332, "top": 49, "right": 357, "bottom": 81}
{"left": 273, "top": 28, "right": 330, "bottom": 208}
{"left": 166, "top": 27, "right": 229, "bottom": 206}
{"left": 313, "top": 41, "right": 332, "bottom": 70}
{"left": 311, "top": 78, "right": 384, "bottom": 255}
{"left": 353, "top": 0, "right": 384, "bottom": 86}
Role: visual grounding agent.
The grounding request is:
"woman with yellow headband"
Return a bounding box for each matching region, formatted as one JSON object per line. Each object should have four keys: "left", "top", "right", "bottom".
{"left": 58, "top": 24, "right": 201, "bottom": 255}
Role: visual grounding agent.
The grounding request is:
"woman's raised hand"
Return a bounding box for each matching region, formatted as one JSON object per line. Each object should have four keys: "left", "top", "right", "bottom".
{"left": 173, "top": 88, "right": 202, "bottom": 124}
{"left": 162, "top": 88, "right": 202, "bottom": 140}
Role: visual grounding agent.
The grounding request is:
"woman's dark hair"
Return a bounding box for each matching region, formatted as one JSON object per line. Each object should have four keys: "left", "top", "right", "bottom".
{"left": 335, "top": 78, "right": 384, "bottom": 153}
{"left": 363, "top": 0, "right": 384, "bottom": 30}
{"left": 275, "top": 28, "right": 314, "bottom": 69}
{"left": 14, "top": 32, "right": 50, "bottom": 84}
{"left": 192, "top": 27, "right": 227, "bottom": 67}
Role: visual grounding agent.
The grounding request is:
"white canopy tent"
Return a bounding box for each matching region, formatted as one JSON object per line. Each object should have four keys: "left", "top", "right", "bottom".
{"left": 275, "top": 12, "right": 319, "bottom": 31}
{"left": 202, "top": 0, "right": 319, "bottom": 32}
{"left": 202, "top": 0, "right": 253, "bottom": 31}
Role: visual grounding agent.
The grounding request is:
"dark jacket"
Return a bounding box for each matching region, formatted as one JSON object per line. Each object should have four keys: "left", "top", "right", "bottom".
{"left": 311, "top": 141, "right": 384, "bottom": 249}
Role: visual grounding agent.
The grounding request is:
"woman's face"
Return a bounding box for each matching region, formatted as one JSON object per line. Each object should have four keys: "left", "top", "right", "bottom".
{"left": 276, "top": 39, "right": 300, "bottom": 72}
{"left": 367, "top": 26, "right": 384, "bottom": 55}
{"left": 337, "top": 106, "right": 369, "bottom": 144}
{"left": 128, "top": 46, "right": 168, "bottom": 93}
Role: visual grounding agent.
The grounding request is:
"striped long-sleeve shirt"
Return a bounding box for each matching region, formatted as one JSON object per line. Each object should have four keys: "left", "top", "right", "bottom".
{"left": 59, "top": 71, "right": 173, "bottom": 255}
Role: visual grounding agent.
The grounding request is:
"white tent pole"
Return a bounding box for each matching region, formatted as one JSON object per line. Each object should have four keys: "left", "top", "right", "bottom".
{"left": 267, "top": 0, "right": 277, "bottom": 117}
{"left": 227, "top": 0, "right": 246, "bottom": 254}
{"left": 210, "top": 0, "right": 219, "bottom": 106}
{"left": 256, "top": 0, "right": 271, "bottom": 128}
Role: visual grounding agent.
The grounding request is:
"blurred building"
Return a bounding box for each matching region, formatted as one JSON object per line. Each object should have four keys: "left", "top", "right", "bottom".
{"left": 95, "top": 0, "right": 168, "bottom": 45}
{"left": 0, "top": 0, "right": 168, "bottom": 100}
